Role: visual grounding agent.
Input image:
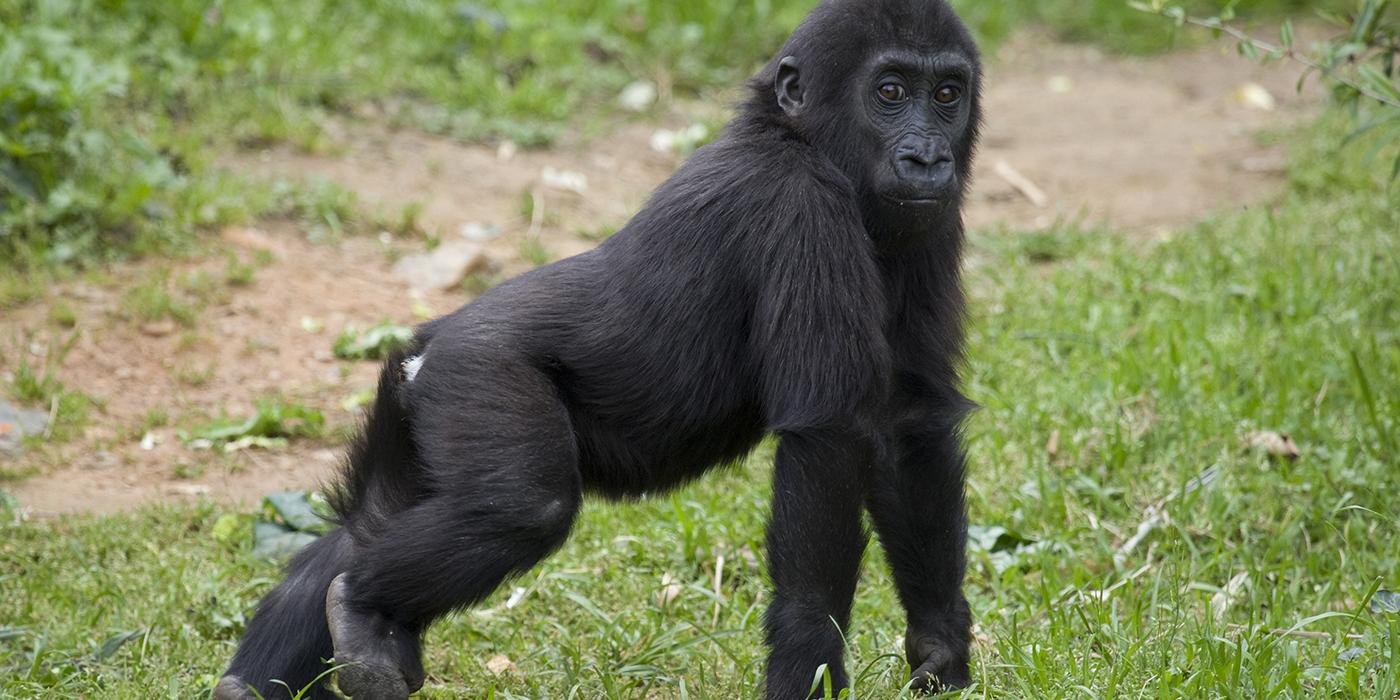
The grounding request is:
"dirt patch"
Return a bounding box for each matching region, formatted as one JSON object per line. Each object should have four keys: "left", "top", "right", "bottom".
{"left": 968, "top": 36, "right": 1314, "bottom": 234}
{"left": 2, "top": 226, "right": 467, "bottom": 515}
{"left": 1, "top": 38, "right": 1316, "bottom": 516}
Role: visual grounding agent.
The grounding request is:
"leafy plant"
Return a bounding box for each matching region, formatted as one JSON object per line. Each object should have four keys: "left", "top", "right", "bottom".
{"left": 0, "top": 24, "right": 195, "bottom": 266}
{"left": 184, "top": 399, "right": 325, "bottom": 452}
{"left": 1132, "top": 0, "right": 1400, "bottom": 175}
{"left": 332, "top": 322, "right": 413, "bottom": 361}
{"left": 5, "top": 332, "right": 92, "bottom": 443}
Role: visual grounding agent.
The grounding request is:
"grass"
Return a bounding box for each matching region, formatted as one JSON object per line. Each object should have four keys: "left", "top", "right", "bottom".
{"left": 2, "top": 117, "right": 1397, "bottom": 698}
{"left": 3, "top": 333, "right": 94, "bottom": 454}
{"left": 1, "top": 0, "right": 1343, "bottom": 272}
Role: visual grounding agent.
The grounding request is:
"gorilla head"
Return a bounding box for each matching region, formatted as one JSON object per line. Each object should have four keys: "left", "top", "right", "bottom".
{"left": 753, "top": 0, "right": 982, "bottom": 238}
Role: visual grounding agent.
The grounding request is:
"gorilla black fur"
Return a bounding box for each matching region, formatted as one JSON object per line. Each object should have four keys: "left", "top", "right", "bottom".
{"left": 217, "top": 1, "right": 981, "bottom": 697}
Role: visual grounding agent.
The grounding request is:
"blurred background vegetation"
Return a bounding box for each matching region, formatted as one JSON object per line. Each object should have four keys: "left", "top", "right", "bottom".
{"left": 2, "top": 2, "right": 1399, "bottom": 698}
{"left": 0, "top": 0, "right": 1369, "bottom": 276}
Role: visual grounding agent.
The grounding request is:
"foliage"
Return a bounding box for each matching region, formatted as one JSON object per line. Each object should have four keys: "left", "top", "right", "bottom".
{"left": 1133, "top": 0, "right": 1400, "bottom": 175}
{"left": 1, "top": 117, "right": 1397, "bottom": 698}
{"left": 0, "top": 24, "right": 196, "bottom": 267}
{"left": 0, "top": 0, "right": 1334, "bottom": 270}
{"left": 4, "top": 332, "right": 91, "bottom": 444}
{"left": 332, "top": 322, "right": 414, "bottom": 361}
{"left": 184, "top": 399, "right": 325, "bottom": 452}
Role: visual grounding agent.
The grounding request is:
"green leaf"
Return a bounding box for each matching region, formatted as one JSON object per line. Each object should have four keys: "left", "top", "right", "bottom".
{"left": 185, "top": 400, "right": 325, "bottom": 450}
{"left": 264, "top": 490, "right": 328, "bottom": 533}
{"left": 1342, "top": 111, "right": 1400, "bottom": 145}
{"left": 251, "top": 522, "right": 319, "bottom": 561}
{"left": 333, "top": 322, "right": 413, "bottom": 360}
{"left": 967, "top": 524, "right": 1037, "bottom": 552}
{"left": 94, "top": 629, "right": 144, "bottom": 661}
{"left": 211, "top": 513, "right": 254, "bottom": 546}
{"left": 1356, "top": 64, "right": 1400, "bottom": 105}
{"left": 1371, "top": 590, "right": 1400, "bottom": 614}
{"left": 1280, "top": 20, "right": 1294, "bottom": 50}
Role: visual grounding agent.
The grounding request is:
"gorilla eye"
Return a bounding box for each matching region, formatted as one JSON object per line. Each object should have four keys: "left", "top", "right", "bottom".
{"left": 934, "top": 85, "right": 961, "bottom": 105}
{"left": 877, "top": 83, "right": 908, "bottom": 103}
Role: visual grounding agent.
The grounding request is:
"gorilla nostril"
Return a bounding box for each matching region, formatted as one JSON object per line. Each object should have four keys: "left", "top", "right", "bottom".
{"left": 898, "top": 148, "right": 935, "bottom": 167}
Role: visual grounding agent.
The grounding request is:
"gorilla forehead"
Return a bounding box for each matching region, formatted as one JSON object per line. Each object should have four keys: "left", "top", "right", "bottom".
{"left": 786, "top": 0, "right": 975, "bottom": 60}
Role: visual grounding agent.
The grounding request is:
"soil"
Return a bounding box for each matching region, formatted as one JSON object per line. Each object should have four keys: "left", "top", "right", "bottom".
{"left": 1, "top": 38, "right": 1317, "bottom": 517}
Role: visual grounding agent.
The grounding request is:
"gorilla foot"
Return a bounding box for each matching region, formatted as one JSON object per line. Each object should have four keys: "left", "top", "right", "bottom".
{"left": 906, "top": 633, "right": 971, "bottom": 695}
{"left": 212, "top": 676, "right": 259, "bottom": 700}
{"left": 326, "top": 574, "right": 426, "bottom": 700}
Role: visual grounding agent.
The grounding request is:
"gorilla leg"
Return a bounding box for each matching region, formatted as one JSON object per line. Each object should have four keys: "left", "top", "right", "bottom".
{"left": 217, "top": 529, "right": 355, "bottom": 700}
{"left": 866, "top": 416, "right": 972, "bottom": 693}
{"left": 330, "top": 361, "right": 583, "bottom": 700}
{"left": 763, "top": 428, "right": 872, "bottom": 700}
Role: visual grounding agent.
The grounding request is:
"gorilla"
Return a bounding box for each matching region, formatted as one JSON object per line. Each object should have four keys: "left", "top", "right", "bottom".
{"left": 217, "top": 0, "right": 981, "bottom": 697}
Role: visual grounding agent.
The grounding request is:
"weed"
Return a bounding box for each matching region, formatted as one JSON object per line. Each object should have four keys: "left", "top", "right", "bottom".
{"left": 123, "top": 271, "right": 198, "bottom": 326}
{"left": 332, "top": 323, "right": 413, "bottom": 361}
{"left": 184, "top": 399, "right": 326, "bottom": 453}
{"left": 519, "top": 237, "right": 553, "bottom": 267}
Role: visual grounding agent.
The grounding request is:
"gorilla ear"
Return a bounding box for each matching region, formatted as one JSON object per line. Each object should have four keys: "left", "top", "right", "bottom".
{"left": 775, "top": 57, "right": 805, "bottom": 117}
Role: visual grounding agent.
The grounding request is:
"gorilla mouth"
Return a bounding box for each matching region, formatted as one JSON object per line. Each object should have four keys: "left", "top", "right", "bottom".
{"left": 882, "top": 193, "right": 945, "bottom": 205}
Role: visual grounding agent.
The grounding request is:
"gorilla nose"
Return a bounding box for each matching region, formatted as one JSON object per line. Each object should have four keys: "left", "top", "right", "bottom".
{"left": 897, "top": 142, "right": 947, "bottom": 167}
{"left": 895, "top": 142, "right": 954, "bottom": 189}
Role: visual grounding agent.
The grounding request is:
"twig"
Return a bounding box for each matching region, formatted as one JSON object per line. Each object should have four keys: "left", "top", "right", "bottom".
{"left": 1168, "top": 13, "right": 1400, "bottom": 110}
{"left": 1225, "top": 623, "right": 1366, "bottom": 642}
{"left": 1114, "top": 465, "right": 1219, "bottom": 566}
{"left": 712, "top": 553, "right": 725, "bottom": 626}
{"left": 993, "top": 160, "right": 1049, "bottom": 207}
{"left": 42, "top": 395, "right": 59, "bottom": 441}
{"left": 526, "top": 188, "right": 545, "bottom": 239}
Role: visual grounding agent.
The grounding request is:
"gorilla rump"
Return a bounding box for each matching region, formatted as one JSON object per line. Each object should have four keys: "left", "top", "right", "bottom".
{"left": 217, "top": 1, "right": 982, "bottom": 698}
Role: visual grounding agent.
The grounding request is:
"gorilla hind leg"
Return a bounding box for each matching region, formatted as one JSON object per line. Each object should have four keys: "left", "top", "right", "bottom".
{"left": 328, "top": 359, "right": 583, "bottom": 699}
{"left": 216, "top": 529, "right": 355, "bottom": 700}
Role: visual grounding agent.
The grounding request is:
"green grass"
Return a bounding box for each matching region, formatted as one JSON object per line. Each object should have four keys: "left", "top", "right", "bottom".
{"left": 2, "top": 119, "right": 1397, "bottom": 698}
{"left": 3, "top": 333, "right": 94, "bottom": 455}
{"left": 1, "top": 0, "right": 1344, "bottom": 272}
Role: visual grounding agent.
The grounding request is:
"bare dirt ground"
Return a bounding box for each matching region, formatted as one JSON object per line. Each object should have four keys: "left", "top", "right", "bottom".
{"left": 2, "top": 39, "right": 1316, "bottom": 516}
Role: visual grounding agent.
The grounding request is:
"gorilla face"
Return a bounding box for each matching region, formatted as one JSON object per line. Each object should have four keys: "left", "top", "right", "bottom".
{"left": 856, "top": 49, "right": 977, "bottom": 208}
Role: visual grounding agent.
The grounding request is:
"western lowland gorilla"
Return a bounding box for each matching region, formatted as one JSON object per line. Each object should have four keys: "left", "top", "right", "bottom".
{"left": 217, "top": 0, "right": 981, "bottom": 697}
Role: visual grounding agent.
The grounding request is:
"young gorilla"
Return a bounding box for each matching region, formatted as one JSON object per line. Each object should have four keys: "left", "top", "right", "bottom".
{"left": 217, "top": 1, "right": 980, "bottom": 697}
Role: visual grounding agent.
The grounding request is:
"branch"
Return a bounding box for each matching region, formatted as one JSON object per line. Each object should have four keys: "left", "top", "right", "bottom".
{"left": 1152, "top": 10, "right": 1400, "bottom": 110}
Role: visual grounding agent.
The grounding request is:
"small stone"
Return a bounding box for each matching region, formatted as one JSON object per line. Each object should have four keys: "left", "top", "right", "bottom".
{"left": 650, "top": 124, "right": 711, "bottom": 155}
{"left": 166, "top": 483, "right": 211, "bottom": 497}
{"left": 0, "top": 400, "right": 49, "bottom": 455}
{"left": 485, "top": 654, "right": 517, "bottom": 676}
{"left": 460, "top": 223, "right": 501, "bottom": 242}
{"left": 141, "top": 320, "right": 177, "bottom": 337}
{"left": 618, "top": 80, "right": 658, "bottom": 112}
{"left": 1234, "top": 83, "right": 1276, "bottom": 111}
{"left": 541, "top": 167, "right": 589, "bottom": 195}
{"left": 393, "top": 241, "right": 489, "bottom": 292}
{"left": 83, "top": 451, "right": 120, "bottom": 470}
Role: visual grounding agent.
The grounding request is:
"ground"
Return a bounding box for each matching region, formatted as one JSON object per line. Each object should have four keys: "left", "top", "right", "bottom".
{"left": 2, "top": 37, "right": 1312, "bottom": 515}
{"left": 3, "top": 26, "right": 1398, "bottom": 700}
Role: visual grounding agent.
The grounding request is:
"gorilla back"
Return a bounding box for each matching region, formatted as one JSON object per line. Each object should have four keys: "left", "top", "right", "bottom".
{"left": 217, "top": 1, "right": 981, "bottom": 698}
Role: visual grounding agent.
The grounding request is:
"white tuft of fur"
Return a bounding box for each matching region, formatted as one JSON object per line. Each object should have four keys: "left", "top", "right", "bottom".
{"left": 401, "top": 354, "right": 424, "bottom": 382}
